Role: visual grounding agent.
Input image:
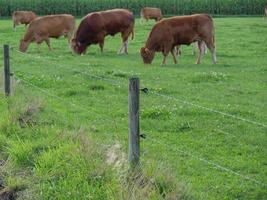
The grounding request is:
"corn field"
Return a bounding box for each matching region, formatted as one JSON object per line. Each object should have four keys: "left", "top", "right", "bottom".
{"left": 0, "top": 0, "right": 266, "bottom": 17}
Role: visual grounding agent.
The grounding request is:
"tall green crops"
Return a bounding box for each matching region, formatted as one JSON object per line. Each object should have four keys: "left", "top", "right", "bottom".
{"left": 0, "top": 0, "right": 266, "bottom": 17}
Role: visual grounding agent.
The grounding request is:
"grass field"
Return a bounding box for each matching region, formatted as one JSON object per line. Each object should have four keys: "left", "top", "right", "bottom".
{"left": 0, "top": 17, "right": 267, "bottom": 199}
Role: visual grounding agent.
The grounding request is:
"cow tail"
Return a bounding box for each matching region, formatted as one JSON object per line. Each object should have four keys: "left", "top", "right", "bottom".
{"left": 212, "top": 24, "right": 216, "bottom": 48}
{"left": 213, "top": 34, "right": 215, "bottom": 47}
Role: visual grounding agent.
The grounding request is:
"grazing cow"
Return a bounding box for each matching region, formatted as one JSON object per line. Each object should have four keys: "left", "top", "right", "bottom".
{"left": 140, "top": 7, "right": 162, "bottom": 23}
{"left": 71, "top": 9, "right": 134, "bottom": 55}
{"left": 19, "top": 14, "right": 75, "bottom": 52}
{"left": 12, "top": 11, "right": 37, "bottom": 31}
{"left": 140, "top": 14, "right": 216, "bottom": 65}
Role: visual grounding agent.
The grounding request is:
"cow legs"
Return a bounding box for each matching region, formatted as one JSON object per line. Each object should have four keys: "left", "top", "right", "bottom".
{"left": 13, "top": 21, "right": 17, "bottom": 31}
{"left": 117, "top": 44, "right": 124, "bottom": 54}
{"left": 174, "top": 45, "right": 182, "bottom": 56}
{"left": 66, "top": 32, "right": 73, "bottom": 44}
{"left": 99, "top": 42, "right": 104, "bottom": 53}
{"left": 162, "top": 50, "right": 169, "bottom": 65}
{"left": 118, "top": 40, "right": 128, "bottom": 54}
{"left": 196, "top": 40, "right": 205, "bottom": 64}
{"left": 123, "top": 40, "right": 128, "bottom": 54}
{"left": 45, "top": 38, "right": 52, "bottom": 51}
{"left": 67, "top": 33, "right": 72, "bottom": 49}
{"left": 161, "top": 42, "right": 174, "bottom": 65}
{"left": 171, "top": 48, "right": 177, "bottom": 64}
{"left": 98, "top": 34, "right": 105, "bottom": 53}
{"left": 204, "top": 38, "right": 217, "bottom": 64}
{"left": 192, "top": 42, "right": 197, "bottom": 55}
{"left": 210, "top": 47, "right": 217, "bottom": 64}
{"left": 34, "top": 35, "right": 43, "bottom": 52}
{"left": 162, "top": 53, "right": 168, "bottom": 65}
{"left": 118, "top": 31, "right": 130, "bottom": 54}
{"left": 34, "top": 34, "right": 52, "bottom": 52}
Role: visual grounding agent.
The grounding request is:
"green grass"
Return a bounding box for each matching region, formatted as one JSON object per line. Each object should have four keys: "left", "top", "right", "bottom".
{"left": 0, "top": 17, "right": 267, "bottom": 199}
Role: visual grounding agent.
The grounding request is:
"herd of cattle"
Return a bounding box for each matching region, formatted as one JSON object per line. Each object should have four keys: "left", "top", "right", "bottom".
{"left": 11, "top": 6, "right": 267, "bottom": 65}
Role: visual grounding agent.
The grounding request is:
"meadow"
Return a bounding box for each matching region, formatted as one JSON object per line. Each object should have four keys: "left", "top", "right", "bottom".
{"left": 0, "top": 17, "right": 267, "bottom": 199}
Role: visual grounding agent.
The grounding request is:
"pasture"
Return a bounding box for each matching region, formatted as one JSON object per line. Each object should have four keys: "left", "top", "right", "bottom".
{"left": 0, "top": 17, "right": 267, "bottom": 199}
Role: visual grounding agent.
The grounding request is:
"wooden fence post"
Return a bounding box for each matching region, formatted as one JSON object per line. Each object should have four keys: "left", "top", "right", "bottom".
{"left": 3, "top": 45, "right": 10, "bottom": 96}
{"left": 128, "top": 77, "right": 140, "bottom": 169}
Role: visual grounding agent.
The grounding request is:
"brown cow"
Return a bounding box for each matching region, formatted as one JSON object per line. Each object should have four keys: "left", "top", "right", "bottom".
{"left": 140, "top": 7, "right": 162, "bottom": 23}
{"left": 12, "top": 11, "right": 37, "bottom": 31}
{"left": 71, "top": 9, "right": 134, "bottom": 55}
{"left": 140, "top": 14, "right": 216, "bottom": 65}
{"left": 19, "top": 14, "right": 75, "bottom": 52}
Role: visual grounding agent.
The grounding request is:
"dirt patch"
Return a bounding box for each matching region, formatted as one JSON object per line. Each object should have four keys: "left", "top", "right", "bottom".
{"left": 0, "top": 186, "right": 24, "bottom": 200}
{"left": 18, "top": 101, "right": 43, "bottom": 128}
{"left": 0, "top": 187, "right": 17, "bottom": 200}
{"left": 106, "top": 142, "right": 126, "bottom": 170}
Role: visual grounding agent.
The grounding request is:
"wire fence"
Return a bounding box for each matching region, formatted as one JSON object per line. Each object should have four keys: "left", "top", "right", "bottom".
{"left": 148, "top": 90, "right": 267, "bottom": 128}
{"left": 142, "top": 131, "right": 266, "bottom": 187}
{"left": 21, "top": 76, "right": 127, "bottom": 123}
{"left": 9, "top": 51, "right": 267, "bottom": 127}
{"left": 13, "top": 49, "right": 127, "bottom": 90}
{"left": 2, "top": 46, "right": 267, "bottom": 197}
{"left": 11, "top": 48, "right": 267, "bottom": 128}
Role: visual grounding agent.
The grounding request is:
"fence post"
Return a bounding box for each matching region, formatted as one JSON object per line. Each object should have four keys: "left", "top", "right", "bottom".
{"left": 3, "top": 45, "right": 10, "bottom": 96}
{"left": 128, "top": 77, "right": 140, "bottom": 169}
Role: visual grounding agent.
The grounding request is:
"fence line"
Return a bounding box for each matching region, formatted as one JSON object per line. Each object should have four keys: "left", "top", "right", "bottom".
{"left": 13, "top": 74, "right": 130, "bottom": 150}
{"left": 215, "top": 129, "right": 237, "bottom": 138}
{"left": 12, "top": 48, "right": 265, "bottom": 86}
{"left": 145, "top": 134, "right": 266, "bottom": 187}
{"left": 13, "top": 48, "right": 267, "bottom": 128}
{"left": 4, "top": 46, "right": 266, "bottom": 197}
{"left": 15, "top": 74, "right": 125, "bottom": 125}
{"left": 13, "top": 49, "right": 126, "bottom": 89}
{"left": 148, "top": 91, "right": 267, "bottom": 128}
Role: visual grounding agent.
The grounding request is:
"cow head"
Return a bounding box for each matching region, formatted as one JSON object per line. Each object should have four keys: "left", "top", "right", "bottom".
{"left": 71, "top": 38, "right": 87, "bottom": 55}
{"left": 140, "top": 47, "right": 155, "bottom": 64}
{"left": 19, "top": 39, "right": 29, "bottom": 52}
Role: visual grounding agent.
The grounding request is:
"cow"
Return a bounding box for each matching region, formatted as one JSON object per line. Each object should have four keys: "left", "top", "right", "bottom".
{"left": 12, "top": 11, "right": 37, "bottom": 31}
{"left": 140, "top": 14, "right": 216, "bottom": 65}
{"left": 140, "top": 7, "right": 162, "bottom": 23}
{"left": 19, "top": 14, "right": 75, "bottom": 52}
{"left": 71, "top": 9, "right": 134, "bottom": 55}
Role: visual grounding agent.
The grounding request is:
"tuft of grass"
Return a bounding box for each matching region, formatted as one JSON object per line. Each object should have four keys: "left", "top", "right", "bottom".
{"left": 7, "top": 140, "right": 34, "bottom": 167}
{"left": 142, "top": 107, "right": 172, "bottom": 120}
{"left": 191, "top": 71, "right": 228, "bottom": 83}
{"left": 113, "top": 72, "right": 128, "bottom": 79}
{"left": 89, "top": 84, "right": 105, "bottom": 91}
